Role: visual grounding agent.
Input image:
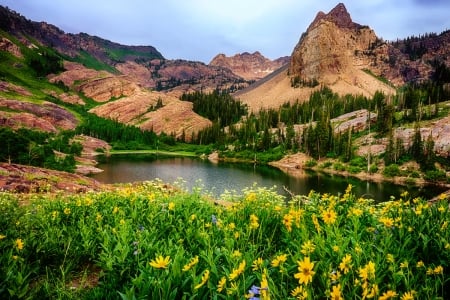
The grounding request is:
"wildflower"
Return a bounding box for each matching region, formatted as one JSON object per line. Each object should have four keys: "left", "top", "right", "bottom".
{"left": 96, "top": 213, "right": 102, "bottom": 222}
{"left": 441, "top": 221, "right": 448, "bottom": 231}
{"left": 229, "top": 260, "right": 246, "bottom": 281}
{"left": 294, "top": 256, "right": 315, "bottom": 285}
{"left": 379, "top": 290, "right": 398, "bottom": 300}
{"left": 0, "top": 234, "right": 6, "bottom": 240}
{"left": 149, "top": 255, "right": 171, "bottom": 269}
{"left": 260, "top": 270, "right": 270, "bottom": 300}
{"left": 113, "top": 206, "right": 119, "bottom": 214}
{"left": 359, "top": 261, "right": 376, "bottom": 281}
{"left": 182, "top": 255, "right": 199, "bottom": 272}
{"left": 330, "top": 284, "right": 343, "bottom": 300}
{"left": 15, "top": 239, "right": 24, "bottom": 251}
{"left": 400, "top": 291, "right": 415, "bottom": 300}
{"left": 283, "top": 213, "right": 293, "bottom": 232}
{"left": 190, "top": 214, "right": 196, "bottom": 221}
{"left": 217, "top": 276, "right": 226, "bottom": 292}
{"left": 300, "top": 240, "right": 316, "bottom": 256}
{"left": 232, "top": 250, "right": 242, "bottom": 258}
{"left": 51, "top": 210, "right": 58, "bottom": 220}
{"left": 168, "top": 202, "right": 175, "bottom": 210}
{"left": 120, "top": 219, "right": 126, "bottom": 225}
{"left": 349, "top": 207, "right": 363, "bottom": 217}
{"left": 228, "top": 222, "right": 236, "bottom": 230}
{"left": 291, "top": 285, "right": 308, "bottom": 299}
{"left": 252, "top": 257, "right": 264, "bottom": 271}
{"left": 271, "top": 254, "right": 287, "bottom": 267}
{"left": 400, "top": 261, "right": 409, "bottom": 269}
{"left": 194, "top": 269, "right": 210, "bottom": 289}
{"left": 312, "top": 214, "right": 321, "bottom": 233}
{"left": 433, "top": 265, "right": 444, "bottom": 275}
{"left": 426, "top": 267, "right": 434, "bottom": 275}
{"left": 438, "top": 193, "right": 447, "bottom": 201}
{"left": 330, "top": 270, "right": 341, "bottom": 284}
{"left": 234, "top": 231, "right": 240, "bottom": 239}
{"left": 379, "top": 217, "right": 394, "bottom": 227}
{"left": 322, "top": 208, "right": 337, "bottom": 225}
{"left": 416, "top": 260, "right": 424, "bottom": 268}
{"left": 246, "top": 193, "right": 257, "bottom": 201}
{"left": 332, "top": 245, "right": 339, "bottom": 252}
{"left": 248, "top": 285, "right": 261, "bottom": 299}
{"left": 12, "top": 255, "right": 19, "bottom": 260}
{"left": 64, "top": 207, "right": 71, "bottom": 215}
{"left": 364, "top": 283, "right": 379, "bottom": 299}
{"left": 339, "top": 254, "right": 352, "bottom": 274}
{"left": 249, "top": 214, "right": 259, "bottom": 229}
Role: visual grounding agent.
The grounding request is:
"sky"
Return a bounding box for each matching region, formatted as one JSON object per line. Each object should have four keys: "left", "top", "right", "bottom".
{"left": 1, "top": 0, "right": 449, "bottom": 63}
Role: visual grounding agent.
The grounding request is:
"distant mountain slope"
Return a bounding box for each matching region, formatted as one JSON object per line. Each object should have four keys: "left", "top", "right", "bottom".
{"left": 0, "top": 5, "right": 253, "bottom": 93}
{"left": 209, "top": 51, "right": 289, "bottom": 81}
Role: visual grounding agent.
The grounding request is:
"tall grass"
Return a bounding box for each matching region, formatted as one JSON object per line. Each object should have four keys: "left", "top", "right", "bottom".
{"left": 0, "top": 182, "right": 449, "bottom": 299}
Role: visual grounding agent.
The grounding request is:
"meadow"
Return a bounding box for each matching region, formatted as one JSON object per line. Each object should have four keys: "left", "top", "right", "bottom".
{"left": 0, "top": 181, "right": 449, "bottom": 299}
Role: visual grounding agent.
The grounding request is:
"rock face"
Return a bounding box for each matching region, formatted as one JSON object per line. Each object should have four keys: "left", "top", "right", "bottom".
{"left": 289, "top": 3, "right": 393, "bottom": 95}
{"left": 210, "top": 52, "right": 290, "bottom": 81}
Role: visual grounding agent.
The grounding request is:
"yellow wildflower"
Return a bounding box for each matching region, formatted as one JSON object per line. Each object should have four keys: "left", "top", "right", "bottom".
{"left": 234, "top": 231, "right": 240, "bottom": 239}
{"left": 312, "top": 214, "right": 321, "bottom": 233}
{"left": 229, "top": 260, "right": 246, "bottom": 281}
{"left": 113, "top": 206, "right": 119, "bottom": 214}
{"left": 120, "top": 219, "right": 126, "bottom": 225}
{"left": 217, "top": 276, "right": 226, "bottom": 292}
{"left": 400, "top": 261, "right": 409, "bottom": 269}
{"left": 333, "top": 245, "right": 340, "bottom": 252}
{"left": 416, "top": 260, "right": 424, "bottom": 268}
{"left": 64, "top": 207, "right": 71, "bottom": 215}
{"left": 400, "top": 291, "right": 415, "bottom": 300}
{"left": 96, "top": 213, "right": 102, "bottom": 222}
{"left": 379, "top": 290, "right": 398, "bottom": 300}
{"left": 168, "top": 202, "right": 175, "bottom": 210}
{"left": 294, "top": 256, "right": 315, "bottom": 285}
{"left": 271, "top": 253, "right": 287, "bottom": 267}
{"left": 194, "top": 269, "right": 209, "bottom": 289}
{"left": 12, "top": 255, "right": 19, "bottom": 260}
{"left": 339, "top": 254, "right": 352, "bottom": 274}
{"left": 246, "top": 192, "right": 257, "bottom": 201}
{"left": 232, "top": 250, "right": 242, "bottom": 258}
{"left": 249, "top": 214, "right": 259, "bottom": 229}
{"left": 330, "top": 284, "right": 343, "bottom": 300}
{"left": 379, "top": 217, "right": 394, "bottom": 227}
{"left": 359, "top": 261, "right": 376, "bottom": 281}
{"left": 252, "top": 257, "right": 264, "bottom": 271}
{"left": 190, "top": 214, "right": 196, "bottom": 221}
{"left": 51, "top": 210, "right": 58, "bottom": 220}
{"left": 349, "top": 207, "right": 363, "bottom": 217}
{"left": 434, "top": 265, "right": 443, "bottom": 275}
{"left": 260, "top": 270, "right": 270, "bottom": 300}
{"left": 149, "top": 255, "right": 171, "bottom": 269}
{"left": 228, "top": 222, "right": 236, "bottom": 230}
{"left": 15, "top": 238, "right": 24, "bottom": 251}
{"left": 291, "top": 286, "right": 308, "bottom": 299}
{"left": 322, "top": 208, "right": 337, "bottom": 225}
{"left": 182, "top": 255, "right": 199, "bottom": 272}
{"left": 0, "top": 234, "right": 6, "bottom": 240}
{"left": 283, "top": 213, "right": 293, "bottom": 232}
{"left": 300, "top": 240, "right": 316, "bottom": 256}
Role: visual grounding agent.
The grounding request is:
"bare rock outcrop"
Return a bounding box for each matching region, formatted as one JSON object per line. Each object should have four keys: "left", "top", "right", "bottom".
{"left": 0, "top": 37, "right": 22, "bottom": 57}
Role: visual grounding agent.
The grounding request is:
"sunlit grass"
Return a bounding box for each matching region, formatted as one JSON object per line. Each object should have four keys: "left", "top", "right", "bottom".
{"left": 0, "top": 182, "right": 449, "bottom": 299}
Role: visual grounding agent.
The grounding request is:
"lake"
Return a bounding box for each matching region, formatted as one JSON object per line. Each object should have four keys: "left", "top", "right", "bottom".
{"left": 92, "top": 154, "right": 446, "bottom": 201}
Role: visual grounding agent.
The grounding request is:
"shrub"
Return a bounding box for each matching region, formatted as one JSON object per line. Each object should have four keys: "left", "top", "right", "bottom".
{"left": 305, "top": 159, "right": 317, "bottom": 168}
{"left": 424, "top": 169, "right": 447, "bottom": 182}
{"left": 383, "top": 164, "right": 401, "bottom": 177}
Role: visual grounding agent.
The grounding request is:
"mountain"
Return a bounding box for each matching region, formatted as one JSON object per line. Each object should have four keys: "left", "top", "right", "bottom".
{"left": 236, "top": 3, "right": 450, "bottom": 111}
{"left": 0, "top": 5, "right": 251, "bottom": 93}
{"left": 209, "top": 51, "right": 290, "bottom": 81}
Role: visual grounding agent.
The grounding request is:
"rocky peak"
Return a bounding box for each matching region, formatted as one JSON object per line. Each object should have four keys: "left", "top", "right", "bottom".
{"left": 309, "top": 3, "right": 357, "bottom": 31}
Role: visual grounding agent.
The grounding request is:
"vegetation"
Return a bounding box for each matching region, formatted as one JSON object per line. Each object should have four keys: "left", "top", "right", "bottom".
{"left": 0, "top": 183, "right": 449, "bottom": 299}
{"left": 0, "top": 127, "right": 80, "bottom": 172}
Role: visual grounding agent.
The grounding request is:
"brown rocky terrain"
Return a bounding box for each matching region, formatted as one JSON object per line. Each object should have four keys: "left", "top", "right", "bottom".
{"left": 0, "top": 162, "right": 105, "bottom": 193}
{"left": 0, "top": 98, "right": 78, "bottom": 132}
{"left": 210, "top": 52, "right": 289, "bottom": 81}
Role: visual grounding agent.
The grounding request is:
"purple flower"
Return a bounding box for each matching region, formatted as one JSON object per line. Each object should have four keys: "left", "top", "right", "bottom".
{"left": 249, "top": 285, "right": 261, "bottom": 295}
{"left": 211, "top": 214, "right": 217, "bottom": 225}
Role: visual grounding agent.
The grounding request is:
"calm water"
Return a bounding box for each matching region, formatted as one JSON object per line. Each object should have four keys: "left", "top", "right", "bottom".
{"left": 92, "top": 154, "right": 446, "bottom": 201}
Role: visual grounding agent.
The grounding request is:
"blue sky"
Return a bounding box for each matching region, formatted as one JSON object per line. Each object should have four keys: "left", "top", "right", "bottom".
{"left": 1, "top": 0, "right": 449, "bottom": 63}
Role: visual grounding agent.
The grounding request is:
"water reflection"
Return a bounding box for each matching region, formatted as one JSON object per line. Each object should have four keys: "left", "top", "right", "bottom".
{"left": 92, "top": 155, "right": 446, "bottom": 201}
